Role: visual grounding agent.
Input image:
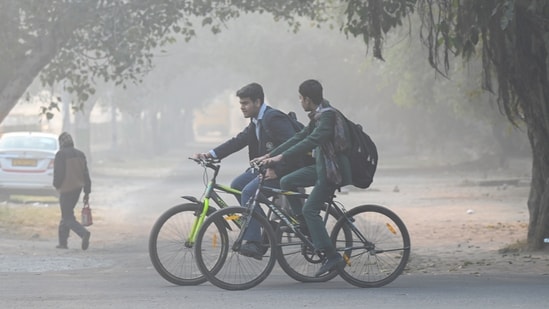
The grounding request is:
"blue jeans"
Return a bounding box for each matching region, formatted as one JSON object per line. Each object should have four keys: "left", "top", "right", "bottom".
{"left": 231, "top": 168, "right": 279, "bottom": 242}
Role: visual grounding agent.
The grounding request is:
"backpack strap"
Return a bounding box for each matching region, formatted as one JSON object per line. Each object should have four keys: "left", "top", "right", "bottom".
{"left": 262, "top": 108, "right": 304, "bottom": 140}
{"left": 315, "top": 106, "right": 348, "bottom": 152}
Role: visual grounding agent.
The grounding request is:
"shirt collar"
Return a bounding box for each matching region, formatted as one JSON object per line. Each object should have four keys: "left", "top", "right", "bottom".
{"left": 252, "top": 104, "right": 268, "bottom": 124}
{"left": 315, "top": 104, "right": 323, "bottom": 112}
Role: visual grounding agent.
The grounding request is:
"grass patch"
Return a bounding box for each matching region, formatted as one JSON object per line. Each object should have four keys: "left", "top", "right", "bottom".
{"left": 499, "top": 239, "right": 529, "bottom": 253}
{"left": 8, "top": 195, "right": 59, "bottom": 203}
{"left": 0, "top": 203, "right": 59, "bottom": 238}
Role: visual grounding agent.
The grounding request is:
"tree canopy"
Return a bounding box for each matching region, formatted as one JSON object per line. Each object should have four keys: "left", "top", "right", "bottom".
{"left": 0, "top": 0, "right": 415, "bottom": 122}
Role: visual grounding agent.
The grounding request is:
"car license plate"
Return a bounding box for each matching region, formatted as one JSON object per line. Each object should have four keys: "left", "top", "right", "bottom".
{"left": 12, "top": 158, "right": 37, "bottom": 167}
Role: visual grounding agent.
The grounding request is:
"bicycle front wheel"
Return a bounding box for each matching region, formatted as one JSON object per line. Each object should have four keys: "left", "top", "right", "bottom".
{"left": 194, "top": 207, "right": 278, "bottom": 290}
{"left": 332, "top": 204, "right": 410, "bottom": 288}
{"left": 148, "top": 203, "right": 218, "bottom": 286}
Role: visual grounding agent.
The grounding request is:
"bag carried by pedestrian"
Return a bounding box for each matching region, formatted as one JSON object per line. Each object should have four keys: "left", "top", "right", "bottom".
{"left": 81, "top": 202, "right": 93, "bottom": 226}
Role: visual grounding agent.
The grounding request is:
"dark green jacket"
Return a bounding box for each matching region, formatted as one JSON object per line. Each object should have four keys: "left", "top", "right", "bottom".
{"left": 269, "top": 100, "right": 352, "bottom": 187}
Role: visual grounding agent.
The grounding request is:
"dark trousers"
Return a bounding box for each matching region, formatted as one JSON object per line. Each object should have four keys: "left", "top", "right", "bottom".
{"left": 280, "top": 165, "right": 338, "bottom": 257}
{"left": 58, "top": 188, "right": 88, "bottom": 246}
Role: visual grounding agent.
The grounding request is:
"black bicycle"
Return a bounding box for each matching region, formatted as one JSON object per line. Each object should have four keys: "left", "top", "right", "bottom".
{"left": 194, "top": 162, "right": 411, "bottom": 290}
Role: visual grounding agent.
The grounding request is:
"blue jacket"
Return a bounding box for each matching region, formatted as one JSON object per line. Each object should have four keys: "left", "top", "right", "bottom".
{"left": 213, "top": 105, "right": 300, "bottom": 175}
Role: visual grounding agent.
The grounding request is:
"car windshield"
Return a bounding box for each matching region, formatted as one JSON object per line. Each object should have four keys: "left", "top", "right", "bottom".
{"left": 0, "top": 136, "right": 57, "bottom": 151}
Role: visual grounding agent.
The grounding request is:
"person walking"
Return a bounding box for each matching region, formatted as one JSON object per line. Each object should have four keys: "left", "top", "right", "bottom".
{"left": 53, "top": 132, "right": 92, "bottom": 250}
{"left": 259, "top": 79, "right": 352, "bottom": 276}
{"left": 193, "top": 82, "right": 303, "bottom": 259}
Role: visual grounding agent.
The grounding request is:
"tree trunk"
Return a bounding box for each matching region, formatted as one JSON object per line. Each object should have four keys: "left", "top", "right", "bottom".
{"left": 61, "top": 84, "right": 72, "bottom": 133}
{"left": 513, "top": 3, "right": 549, "bottom": 250}
{"left": 74, "top": 110, "right": 91, "bottom": 162}
{"left": 0, "top": 40, "right": 57, "bottom": 124}
{"left": 526, "top": 120, "right": 549, "bottom": 250}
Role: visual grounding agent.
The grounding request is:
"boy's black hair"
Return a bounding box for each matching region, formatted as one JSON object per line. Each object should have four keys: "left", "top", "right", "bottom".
{"left": 236, "top": 82, "right": 264, "bottom": 104}
{"left": 299, "top": 79, "right": 323, "bottom": 105}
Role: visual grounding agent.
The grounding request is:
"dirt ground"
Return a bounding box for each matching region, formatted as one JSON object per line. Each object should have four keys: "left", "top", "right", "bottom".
{"left": 376, "top": 176, "right": 548, "bottom": 275}
{"left": 1, "top": 152, "right": 549, "bottom": 277}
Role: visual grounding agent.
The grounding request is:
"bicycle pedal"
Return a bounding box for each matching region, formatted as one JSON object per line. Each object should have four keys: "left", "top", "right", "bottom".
{"left": 300, "top": 243, "right": 315, "bottom": 256}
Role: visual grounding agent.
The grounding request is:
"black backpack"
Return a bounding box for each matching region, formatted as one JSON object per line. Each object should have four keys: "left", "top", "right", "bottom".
{"left": 345, "top": 118, "right": 378, "bottom": 189}
{"left": 286, "top": 111, "right": 305, "bottom": 132}
{"left": 320, "top": 107, "right": 378, "bottom": 189}
{"left": 263, "top": 109, "right": 305, "bottom": 138}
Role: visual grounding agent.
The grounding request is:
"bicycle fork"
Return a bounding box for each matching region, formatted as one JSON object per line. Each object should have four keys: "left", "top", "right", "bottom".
{"left": 184, "top": 201, "right": 211, "bottom": 248}
{"left": 183, "top": 183, "right": 217, "bottom": 248}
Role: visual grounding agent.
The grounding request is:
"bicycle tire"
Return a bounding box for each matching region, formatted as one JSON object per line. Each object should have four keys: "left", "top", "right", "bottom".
{"left": 148, "top": 203, "right": 221, "bottom": 286}
{"left": 275, "top": 203, "right": 341, "bottom": 282}
{"left": 331, "top": 204, "right": 410, "bottom": 288}
{"left": 194, "top": 207, "right": 278, "bottom": 290}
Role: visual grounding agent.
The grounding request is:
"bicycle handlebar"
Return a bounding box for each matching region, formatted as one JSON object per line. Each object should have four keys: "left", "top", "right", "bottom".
{"left": 249, "top": 160, "right": 262, "bottom": 170}
{"left": 249, "top": 160, "right": 273, "bottom": 177}
{"left": 188, "top": 157, "right": 221, "bottom": 170}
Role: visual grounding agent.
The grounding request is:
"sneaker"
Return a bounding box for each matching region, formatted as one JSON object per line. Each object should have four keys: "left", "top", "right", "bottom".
{"left": 81, "top": 231, "right": 91, "bottom": 251}
{"left": 314, "top": 253, "right": 344, "bottom": 277}
{"left": 239, "top": 241, "right": 263, "bottom": 260}
{"left": 56, "top": 244, "right": 68, "bottom": 249}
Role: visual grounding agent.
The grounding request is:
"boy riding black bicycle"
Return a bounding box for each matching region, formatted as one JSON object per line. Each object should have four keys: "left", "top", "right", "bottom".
{"left": 255, "top": 79, "right": 352, "bottom": 277}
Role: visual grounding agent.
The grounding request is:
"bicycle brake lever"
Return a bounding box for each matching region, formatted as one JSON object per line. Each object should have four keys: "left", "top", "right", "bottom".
{"left": 188, "top": 157, "right": 200, "bottom": 164}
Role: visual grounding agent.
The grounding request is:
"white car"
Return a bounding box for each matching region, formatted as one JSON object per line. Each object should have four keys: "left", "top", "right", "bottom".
{"left": 0, "top": 132, "right": 59, "bottom": 200}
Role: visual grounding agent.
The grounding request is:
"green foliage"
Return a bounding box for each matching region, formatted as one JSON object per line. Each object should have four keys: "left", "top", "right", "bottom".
{"left": 416, "top": 0, "right": 547, "bottom": 127}
{"left": 39, "top": 97, "right": 61, "bottom": 120}
{"left": 343, "top": 0, "right": 416, "bottom": 59}
{"left": 1, "top": 0, "right": 416, "bottom": 119}
{"left": 1, "top": 0, "right": 336, "bottom": 117}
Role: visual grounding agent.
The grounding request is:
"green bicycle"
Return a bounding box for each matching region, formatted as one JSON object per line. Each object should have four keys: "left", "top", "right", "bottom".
{"left": 148, "top": 157, "right": 340, "bottom": 286}
{"left": 148, "top": 157, "right": 242, "bottom": 286}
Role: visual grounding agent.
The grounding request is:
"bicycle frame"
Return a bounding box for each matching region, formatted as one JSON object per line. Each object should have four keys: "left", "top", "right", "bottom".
{"left": 233, "top": 166, "right": 327, "bottom": 253}
{"left": 236, "top": 163, "right": 375, "bottom": 259}
{"left": 183, "top": 158, "right": 242, "bottom": 246}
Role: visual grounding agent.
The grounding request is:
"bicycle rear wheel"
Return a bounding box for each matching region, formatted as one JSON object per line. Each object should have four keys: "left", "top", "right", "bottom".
{"left": 275, "top": 203, "right": 341, "bottom": 282}
{"left": 194, "top": 207, "right": 278, "bottom": 290}
{"left": 331, "top": 204, "right": 410, "bottom": 288}
{"left": 148, "top": 203, "right": 219, "bottom": 286}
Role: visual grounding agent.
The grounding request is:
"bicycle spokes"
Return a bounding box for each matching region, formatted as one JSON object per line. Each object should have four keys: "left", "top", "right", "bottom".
{"left": 332, "top": 205, "right": 410, "bottom": 288}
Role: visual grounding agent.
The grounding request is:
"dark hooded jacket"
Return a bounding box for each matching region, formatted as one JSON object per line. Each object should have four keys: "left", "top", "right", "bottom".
{"left": 53, "top": 133, "right": 91, "bottom": 194}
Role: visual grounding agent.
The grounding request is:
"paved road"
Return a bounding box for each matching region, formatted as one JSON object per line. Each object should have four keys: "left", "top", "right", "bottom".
{"left": 2, "top": 151, "right": 548, "bottom": 308}
{"left": 2, "top": 261, "right": 548, "bottom": 309}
